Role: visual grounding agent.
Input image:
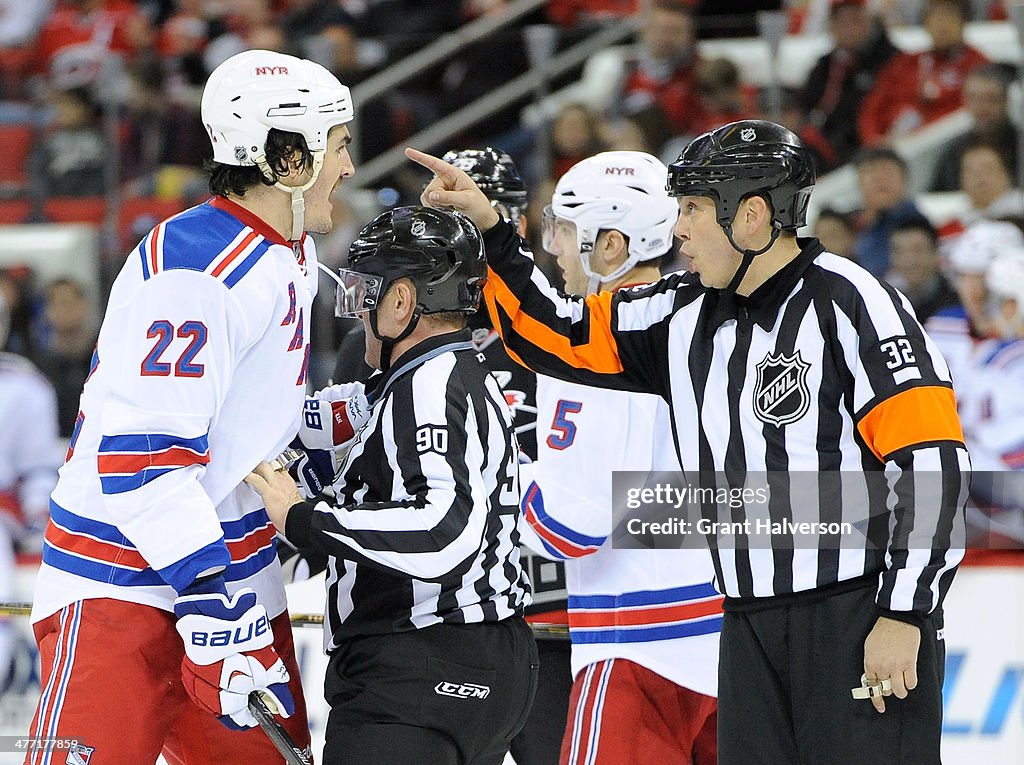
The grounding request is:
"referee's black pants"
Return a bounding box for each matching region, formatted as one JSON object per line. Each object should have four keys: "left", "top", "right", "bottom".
{"left": 322, "top": 616, "right": 539, "bottom": 765}
{"left": 718, "top": 578, "right": 945, "bottom": 765}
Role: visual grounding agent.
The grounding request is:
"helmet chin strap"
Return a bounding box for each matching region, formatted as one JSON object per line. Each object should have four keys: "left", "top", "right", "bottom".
{"left": 255, "top": 152, "right": 326, "bottom": 241}
{"left": 368, "top": 305, "right": 423, "bottom": 372}
{"left": 721, "top": 222, "right": 782, "bottom": 294}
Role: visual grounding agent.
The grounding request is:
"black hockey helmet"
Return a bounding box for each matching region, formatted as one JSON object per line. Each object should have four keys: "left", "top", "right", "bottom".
{"left": 667, "top": 120, "right": 815, "bottom": 233}
{"left": 339, "top": 206, "right": 486, "bottom": 317}
{"left": 442, "top": 147, "right": 528, "bottom": 224}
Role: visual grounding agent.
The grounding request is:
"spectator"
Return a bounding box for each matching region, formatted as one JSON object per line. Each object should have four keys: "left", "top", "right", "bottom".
{"left": 932, "top": 64, "right": 1019, "bottom": 191}
{"left": 813, "top": 207, "right": 857, "bottom": 260}
{"left": 35, "top": 0, "right": 151, "bottom": 81}
{"left": 280, "top": 0, "right": 358, "bottom": 76}
{"left": 851, "top": 147, "right": 924, "bottom": 277}
{"left": 546, "top": 0, "right": 640, "bottom": 27}
{"left": 0, "top": 266, "right": 39, "bottom": 358}
{"left": 959, "top": 138, "right": 1024, "bottom": 225}
{"left": 770, "top": 87, "right": 841, "bottom": 172}
{"left": 692, "top": 56, "right": 757, "bottom": 136}
{"left": 617, "top": 0, "right": 706, "bottom": 138}
{"left": 34, "top": 278, "right": 97, "bottom": 438}
{"left": 548, "top": 102, "right": 606, "bottom": 181}
{"left": 0, "top": 0, "right": 53, "bottom": 47}
{"left": 887, "top": 213, "right": 960, "bottom": 322}
{"left": 797, "top": 0, "right": 898, "bottom": 165}
{"left": 34, "top": 85, "right": 106, "bottom": 197}
{"left": 858, "top": 0, "right": 987, "bottom": 146}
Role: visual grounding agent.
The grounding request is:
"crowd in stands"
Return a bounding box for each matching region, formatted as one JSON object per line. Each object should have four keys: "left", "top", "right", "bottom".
{"left": 0, "top": 1, "right": 1023, "bottom": 515}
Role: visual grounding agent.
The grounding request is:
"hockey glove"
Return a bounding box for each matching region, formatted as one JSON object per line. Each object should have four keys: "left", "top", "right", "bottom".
{"left": 174, "top": 580, "right": 294, "bottom": 730}
{"left": 298, "top": 382, "right": 370, "bottom": 452}
{"left": 292, "top": 447, "right": 340, "bottom": 499}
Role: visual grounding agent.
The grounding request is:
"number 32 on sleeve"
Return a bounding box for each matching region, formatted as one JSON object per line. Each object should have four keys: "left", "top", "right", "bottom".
{"left": 546, "top": 400, "right": 582, "bottom": 450}
{"left": 141, "top": 320, "right": 208, "bottom": 378}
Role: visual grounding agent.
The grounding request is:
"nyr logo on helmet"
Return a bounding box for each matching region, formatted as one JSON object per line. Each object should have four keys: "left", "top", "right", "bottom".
{"left": 254, "top": 66, "right": 289, "bottom": 75}
{"left": 740, "top": 127, "right": 757, "bottom": 142}
{"left": 754, "top": 351, "right": 810, "bottom": 426}
{"left": 605, "top": 166, "right": 635, "bottom": 176}
{"left": 411, "top": 219, "right": 427, "bottom": 236}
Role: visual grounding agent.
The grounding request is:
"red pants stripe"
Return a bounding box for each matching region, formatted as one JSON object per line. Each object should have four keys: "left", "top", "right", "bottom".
{"left": 26, "top": 598, "right": 311, "bottom": 765}
{"left": 560, "top": 658, "right": 718, "bottom": 765}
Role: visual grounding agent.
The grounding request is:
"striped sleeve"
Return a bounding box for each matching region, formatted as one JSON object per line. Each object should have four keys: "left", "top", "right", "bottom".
{"left": 287, "top": 354, "right": 495, "bottom": 582}
{"left": 482, "top": 221, "right": 685, "bottom": 396}
{"left": 824, "top": 259, "right": 968, "bottom": 617}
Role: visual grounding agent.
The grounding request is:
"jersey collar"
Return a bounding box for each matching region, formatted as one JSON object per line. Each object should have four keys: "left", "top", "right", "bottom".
{"left": 209, "top": 195, "right": 306, "bottom": 248}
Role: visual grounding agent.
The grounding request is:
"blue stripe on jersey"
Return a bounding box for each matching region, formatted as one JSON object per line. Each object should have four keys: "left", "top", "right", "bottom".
{"left": 49, "top": 500, "right": 135, "bottom": 547}
{"left": 98, "top": 433, "right": 209, "bottom": 455}
{"left": 156, "top": 539, "right": 232, "bottom": 593}
{"left": 139, "top": 242, "right": 150, "bottom": 280}
{"left": 568, "top": 582, "right": 722, "bottom": 609}
{"left": 221, "top": 508, "right": 273, "bottom": 541}
{"left": 570, "top": 616, "right": 724, "bottom": 644}
{"left": 223, "top": 541, "right": 278, "bottom": 583}
{"left": 223, "top": 240, "right": 272, "bottom": 289}
{"left": 100, "top": 466, "right": 178, "bottom": 495}
{"left": 158, "top": 203, "right": 253, "bottom": 273}
{"left": 42, "top": 543, "right": 165, "bottom": 587}
{"left": 524, "top": 484, "right": 606, "bottom": 550}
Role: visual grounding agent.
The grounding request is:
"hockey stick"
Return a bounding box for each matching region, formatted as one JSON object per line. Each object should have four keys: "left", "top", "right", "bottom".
{"left": 248, "top": 692, "right": 312, "bottom": 765}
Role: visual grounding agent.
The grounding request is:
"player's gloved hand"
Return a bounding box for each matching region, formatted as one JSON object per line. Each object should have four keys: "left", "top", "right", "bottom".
{"left": 298, "top": 382, "right": 370, "bottom": 452}
{"left": 292, "top": 447, "right": 340, "bottom": 499}
{"left": 173, "top": 578, "right": 294, "bottom": 730}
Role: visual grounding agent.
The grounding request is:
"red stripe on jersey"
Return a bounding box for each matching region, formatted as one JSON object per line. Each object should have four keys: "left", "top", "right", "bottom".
{"left": 523, "top": 494, "right": 599, "bottom": 558}
{"left": 568, "top": 597, "right": 724, "bottom": 629}
{"left": 46, "top": 523, "right": 149, "bottom": 570}
{"left": 149, "top": 224, "right": 161, "bottom": 276}
{"left": 211, "top": 230, "right": 259, "bottom": 277}
{"left": 97, "top": 446, "right": 210, "bottom": 475}
{"left": 226, "top": 521, "right": 275, "bottom": 563}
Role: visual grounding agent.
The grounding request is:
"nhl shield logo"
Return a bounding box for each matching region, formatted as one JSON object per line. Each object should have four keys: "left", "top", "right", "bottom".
{"left": 411, "top": 219, "right": 427, "bottom": 236}
{"left": 740, "top": 127, "right": 757, "bottom": 142}
{"left": 754, "top": 351, "right": 810, "bottom": 426}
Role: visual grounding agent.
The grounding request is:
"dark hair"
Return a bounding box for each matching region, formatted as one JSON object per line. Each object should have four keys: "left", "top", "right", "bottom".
{"left": 852, "top": 146, "right": 907, "bottom": 173}
{"left": 891, "top": 213, "right": 938, "bottom": 246}
{"left": 961, "top": 136, "right": 1013, "bottom": 172}
{"left": 816, "top": 207, "right": 855, "bottom": 232}
{"left": 205, "top": 128, "right": 313, "bottom": 197}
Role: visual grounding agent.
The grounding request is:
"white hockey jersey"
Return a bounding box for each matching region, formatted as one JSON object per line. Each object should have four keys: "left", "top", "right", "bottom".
{"left": 0, "top": 353, "right": 61, "bottom": 526}
{"left": 519, "top": 373, "right": 722, "bottom": 695}
{"left": 36, "top": 197, "right": 316, "bottom": 622}
{"left": 958, "top": 337, "right": 1024, "bottom": 472}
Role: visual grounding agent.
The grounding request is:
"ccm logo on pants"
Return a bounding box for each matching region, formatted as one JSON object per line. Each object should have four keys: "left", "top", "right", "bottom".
{"left": 434, "top": 682, "right": 491, "bottom": 699}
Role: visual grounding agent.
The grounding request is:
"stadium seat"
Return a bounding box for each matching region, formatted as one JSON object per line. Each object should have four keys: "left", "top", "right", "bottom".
{"left": 0, "top": 124, "right": 34, "bottom": 187}
{"left": 43, "top": 196, "right": 107, "bottom": 224}
{"left": 0, "top": 199, "right": 32, "bottom": 224}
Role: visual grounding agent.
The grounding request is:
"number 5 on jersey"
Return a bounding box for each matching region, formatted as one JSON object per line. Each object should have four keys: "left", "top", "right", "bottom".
{"left": 141, "top": 320, "right": 209, "bottom": 377}
{"left": 547, "top": 400, "right": 582, "bottom": 450}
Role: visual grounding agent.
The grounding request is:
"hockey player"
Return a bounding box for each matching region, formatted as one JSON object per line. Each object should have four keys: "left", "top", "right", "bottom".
{"left": 26, "top": 49, "right": 355, "bottom": 763}
{"left": 0, "top": 293, "right": 60, "bottom": 684}
{"left": 957, "top": 250, "right": 1024, "bottom": 538}
{"left": 407, "top": 119, "right": 968, "bottom": 765}
{"left": 517, "top": 151, "right": 720, "bottom": 764}
{"left": 246, "top": 206, "right": 536, "bottom": 765}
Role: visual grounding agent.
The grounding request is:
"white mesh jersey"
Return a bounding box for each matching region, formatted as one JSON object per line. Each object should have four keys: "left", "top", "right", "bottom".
{"left": 519, "top": 370, "right": 721, "bottom": 695}
{"left": 36, "top": 196, "right": 317, "bottom": 622}
{"left": 958, "top": 338, "right": 1024, "bottom": 472}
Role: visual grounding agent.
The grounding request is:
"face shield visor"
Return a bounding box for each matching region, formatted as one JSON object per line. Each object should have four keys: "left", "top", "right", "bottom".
{"left": 541, "top": 205, "right": 593, "bottom": 257}
{"left": 334, "top": 269, "right": 386, "bottom": 317}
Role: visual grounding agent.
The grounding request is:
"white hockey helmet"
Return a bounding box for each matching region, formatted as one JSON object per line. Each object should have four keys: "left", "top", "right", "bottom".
{"left": 543, "top": 150, "right": 678, "bottom": 294}
{"left": 202, "top": 49, "right": 354, "bottom": 238}
{"left": 986, "top": 247, "right": 1024, "bottom": 336}
{"left": 949, "top": 219, "right": 1024, "bottom": 275}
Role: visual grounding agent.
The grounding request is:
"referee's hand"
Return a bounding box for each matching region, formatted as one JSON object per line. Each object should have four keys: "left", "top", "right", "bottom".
{"left": 405, "top": 147, "right": 502, "bottom": 233}
{"left": 862, "top": 616, "right": 921, "bottom": 713}
{"left": 245, "top": 462, "right": 303, "bottom": 532}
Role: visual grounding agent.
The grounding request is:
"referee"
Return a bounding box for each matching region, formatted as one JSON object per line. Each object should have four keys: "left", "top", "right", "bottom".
{"left": 407, "top": 121, "right": 968, "bottom": 765}
{"left": 248, "top": 206, "right": 537, "bottom": 765}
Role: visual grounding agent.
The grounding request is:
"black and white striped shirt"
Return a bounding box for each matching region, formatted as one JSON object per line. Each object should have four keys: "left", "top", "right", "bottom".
{"left": 481, "top": 222, "right": 968, "bottom": 619}
{"left": 284, "top": 330, "right": 531, "bottom": 649}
